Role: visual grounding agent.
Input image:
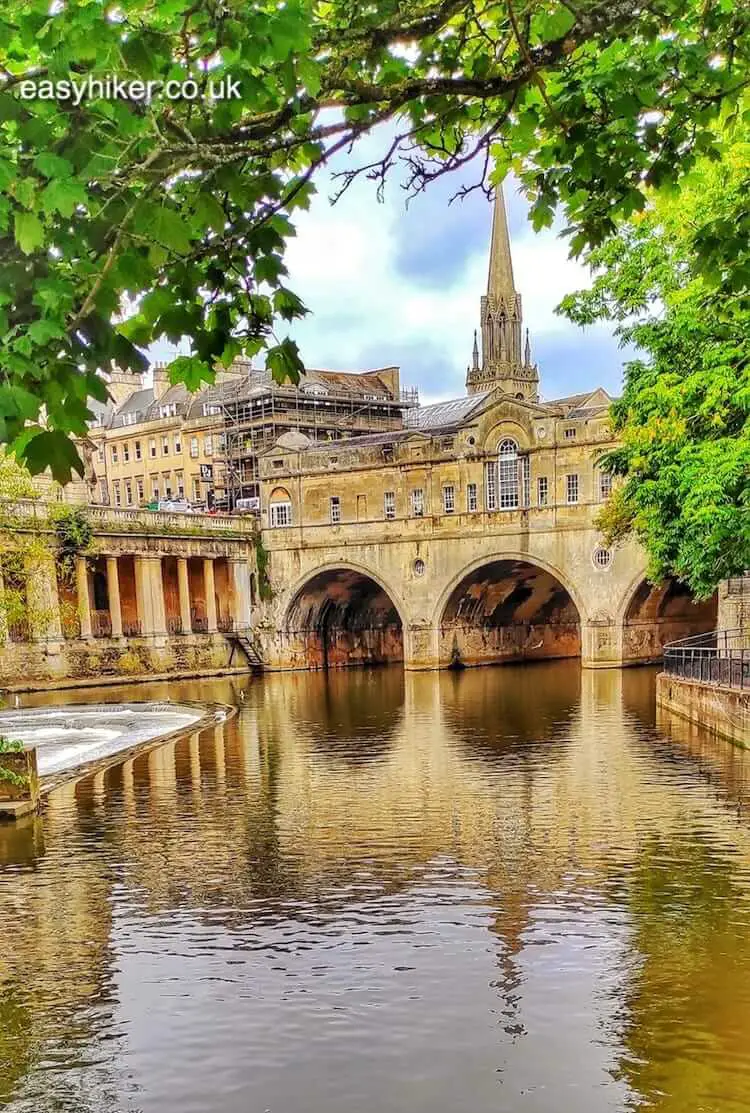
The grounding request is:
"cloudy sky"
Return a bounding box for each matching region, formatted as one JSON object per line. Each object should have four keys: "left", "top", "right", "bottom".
{"left": 154, "top": 127, "right": 629, "bottom": 404}
{"left": 282, "top": 132, "right": 627, "bottom": 404}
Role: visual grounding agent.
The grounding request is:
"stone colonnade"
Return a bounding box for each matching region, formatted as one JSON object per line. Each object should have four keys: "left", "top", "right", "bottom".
{"left": 1, "top": 550, "right": 255, "bottom": 646}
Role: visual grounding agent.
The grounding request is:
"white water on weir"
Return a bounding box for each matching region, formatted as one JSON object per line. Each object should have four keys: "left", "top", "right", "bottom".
{"left": 0, "top": 703, "right": 203, "bottom": 776}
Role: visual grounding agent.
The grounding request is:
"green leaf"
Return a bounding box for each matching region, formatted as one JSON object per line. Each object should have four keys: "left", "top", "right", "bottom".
{"left": 193, "top": 192, "right": 226, "bottom": 232}
{"left": 14, "top": 211, "right": 44, "bottom": 255}
{"left": 266, "top": 337, "right": 303, "bottom": 384}
{"left": 21, "top": 429, "right": 83, "bottom": 484}
{"left": 168, "top": 354, "right": 214, "bottom": 391}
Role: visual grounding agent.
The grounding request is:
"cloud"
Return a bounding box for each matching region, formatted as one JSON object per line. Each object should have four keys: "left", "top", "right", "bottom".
{"left": 148, "top": 126, "right": 628, "bottom": 403}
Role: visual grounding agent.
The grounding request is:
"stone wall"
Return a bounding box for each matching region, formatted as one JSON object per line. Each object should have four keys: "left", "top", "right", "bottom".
{"left": 0, "top": 632, "right": 245, "bottom": 689}
{"left": 656, "top": 674, "right": 750, "bottom": 748}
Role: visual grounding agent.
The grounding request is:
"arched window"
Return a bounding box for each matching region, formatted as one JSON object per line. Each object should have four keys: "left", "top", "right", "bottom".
{"left": 485, "top": 438, "right": 530, "bottom": 512}
{"left": 498, "top": 439, "right": 519, "bottom": 508}
{"left": 268, "top": 486, "right": 292, "bottom": 527}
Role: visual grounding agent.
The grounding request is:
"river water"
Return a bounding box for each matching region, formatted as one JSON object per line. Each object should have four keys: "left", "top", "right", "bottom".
{"left": 2, "top": 661, "right": 750, "bottom": 1113}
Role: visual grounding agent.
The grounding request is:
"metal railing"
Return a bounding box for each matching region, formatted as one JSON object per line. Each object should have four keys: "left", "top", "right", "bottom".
{"left": 217, "top": 614, "right": 234, "bottom": 633}
{"left": 166, "top": 616, "right": 183, "bottom": 635}
{"left": 663, "top": 628, "right": 750, "bottom": 690}
{"left": 122, "top": 618, "right": 142, "bottom": 637}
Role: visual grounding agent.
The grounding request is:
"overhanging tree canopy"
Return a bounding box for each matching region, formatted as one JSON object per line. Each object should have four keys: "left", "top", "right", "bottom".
{"left": 560, "top": 132, "right": 750, "bottom": 598}
{"left": 1, "top": 0, "right": 748, "bottom": 480}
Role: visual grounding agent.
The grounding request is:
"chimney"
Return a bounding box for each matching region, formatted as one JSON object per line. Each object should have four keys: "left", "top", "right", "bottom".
{"left": 152, "top": 361, "right": 170, "bottom": 401}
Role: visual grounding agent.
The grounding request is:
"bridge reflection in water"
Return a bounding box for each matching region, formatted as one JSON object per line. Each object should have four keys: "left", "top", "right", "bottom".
{"left": 3, "top": 664, "right": 750, "bottom": 1112}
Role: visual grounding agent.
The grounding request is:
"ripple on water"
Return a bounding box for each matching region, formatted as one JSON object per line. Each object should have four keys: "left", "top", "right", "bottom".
{"left": 4, "top": 664, "right": 750, "bottom": 1113}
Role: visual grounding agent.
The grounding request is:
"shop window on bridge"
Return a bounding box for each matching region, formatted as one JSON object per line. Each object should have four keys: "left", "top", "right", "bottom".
{"left": 269, "top": 487, "right": 293, "bottom": 527}
{"left": 330, "top": 496, "right": 341, "bottom": 524}
{"left": 599, "top": 470, "right": 613, "bottom": 501}
{"left": 442, "top": 485, "right": 455, "bottom": 514}
{"left": 384, "top": 491, "right": 396, "bottom": 520}
{"left": 486, "top": 439, "right": 530, "bottom": 511}
{"left": 410, "top": 488, "right": 425, "bottom": 517}
{"left": 467, "top": 483, "right": 478, "bottom": 512}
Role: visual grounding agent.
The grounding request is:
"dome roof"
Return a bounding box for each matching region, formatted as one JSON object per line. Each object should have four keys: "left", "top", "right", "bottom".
{"left": 275, "top": 430, "right": 312, "bottom": 451}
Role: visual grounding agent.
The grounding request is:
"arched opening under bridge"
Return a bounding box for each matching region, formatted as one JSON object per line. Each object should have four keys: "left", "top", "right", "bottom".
{"left": 284, "top": 568, "right": 403, "bottom": 670}
{"left": 622, "top": 577, "right": 717, "bottom": 664}
{"left": 439, "top": 558, "right": 581, "bottom": 668}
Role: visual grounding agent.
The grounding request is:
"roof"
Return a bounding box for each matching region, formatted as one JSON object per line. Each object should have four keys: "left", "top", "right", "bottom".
{"left": 111, "top": 387, "right": 154, "bottom": 427}
{"left": 405, "top": 391, "right": 492, "bottom": 430}
{"left": 543, "top": 388, "right": 613, "bottom": 416}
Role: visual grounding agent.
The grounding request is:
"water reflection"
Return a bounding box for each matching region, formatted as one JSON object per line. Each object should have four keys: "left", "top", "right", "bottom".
{"left": 4, "top": 665, "right": 750, "bottom": 1111}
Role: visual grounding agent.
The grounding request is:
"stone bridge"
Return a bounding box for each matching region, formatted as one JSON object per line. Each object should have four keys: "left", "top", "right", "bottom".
{"left": 256, "top": 508, "right": 717, "bottom": 671}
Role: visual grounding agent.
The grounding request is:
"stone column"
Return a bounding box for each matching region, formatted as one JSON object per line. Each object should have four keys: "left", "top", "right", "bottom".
{"left": 0, "top": 567, "right": 8, "bottom": 645}
{"left": 135, "top": 555, "right": 167, "bottom": 637}
{"left": 106, "top": 556, "right": 123, "bottom": 638}
{"left": 203, "top": 558, "right": 218, "bottom": 633}
{"left": 229, "top": 558, "right": 252, "bottom": 630}
{"left": 177, "top": 557, "right": 192, "bottom": 634}
{"left": 28, "top": 554, "right": 62, "bottom": 642}
{"left": 76, "top": 556, "right": 92, "bottom": 639}
{"left": 149, "top": 557, "right": 167, "bottom": 637}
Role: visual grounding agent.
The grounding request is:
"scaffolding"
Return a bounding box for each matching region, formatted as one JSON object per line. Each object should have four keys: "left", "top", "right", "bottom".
{"left": 201, "top": 372, "right": 419, "bottom": 510}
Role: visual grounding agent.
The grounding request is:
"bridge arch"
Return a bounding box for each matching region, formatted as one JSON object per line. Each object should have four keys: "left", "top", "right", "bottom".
{"left": 434, "top": 553, "right": 584, "bottom": 669}
{"left": 618, "top": 571, "right": 718, "bottom": 664}
{"left": 281, "top": 561, "right": 407, "bottom": 670}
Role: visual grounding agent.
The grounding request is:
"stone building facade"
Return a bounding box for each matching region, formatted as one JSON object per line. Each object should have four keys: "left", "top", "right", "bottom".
{"left": 254, "top": 188, "right": 718, "bottom": 671}
{"left": 0, "top": 504, "right": 258, "bottom": 687}
{"left": 81, "top": 360, "right": 416, "bottom": 512}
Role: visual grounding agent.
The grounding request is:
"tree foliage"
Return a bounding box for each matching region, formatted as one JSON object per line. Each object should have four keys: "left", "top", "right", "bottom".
{"left": 560, "top": 132, "right": 750, "bottom": 598}
{"left": 1, "top": 0, "right": 748, "bottom": 479}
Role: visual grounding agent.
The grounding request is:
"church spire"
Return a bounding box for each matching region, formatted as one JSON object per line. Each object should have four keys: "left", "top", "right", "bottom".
{"left": 465, "top": 182, "right": 540, "bottom": 402}
{"left": 487, "top": 183, "right": 515, "bottom": 303}
{"left": 472, "top": 329, "right": 479, "bottom": 371}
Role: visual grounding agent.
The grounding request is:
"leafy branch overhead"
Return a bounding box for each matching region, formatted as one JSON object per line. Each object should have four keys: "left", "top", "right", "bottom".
{"left": 0, "top": 0, "right": 749, "bottom": 481}
{"left": 560, "top": 132, "right": 750, "bottom": 598}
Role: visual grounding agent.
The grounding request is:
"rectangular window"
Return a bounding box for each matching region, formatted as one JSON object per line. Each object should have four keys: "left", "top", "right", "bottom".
{"left": 190, "top": 436, "right": 199, "bottom": 459}
{"left": 270, "top": 502, "right": 292, "bottom": 527}
{"left": 152, "top": 482, "right": 159, "bottom": 501}
{"left": 484, "top": 462, "right": 497, "bottom": 511}
{"left": 176, "top": 472, "right": 184, "bottom": 498}
{"left": 330, "top": 496, "right": 341, "bottom": 524}
{"left": 159, "top": 402, "right": 177, "bottom": 418}
{"left": 442, "top": 484, "right": 455, "bottom": 514}
{"left": 538, "top": 476, "right": 549, "bottom": 506}
{"left": 566, "top": 473, "right": 580, "bottom": 504}
{"left": 113, "top": 480, "right": 121, "bottom": 507}
{"left": 204, "top": 436, "right": 213, "bottom": 456}
{"left": 384, "top": 491, "right": 396, "bottom": 520}
{"left": 174, "top": 434, "right": 182, "bottom": 455}
{"left": 111, "top": 445, "right": 118, "bottom": 464}
{"left": 467, "top": 482, "right": 478, "bottom": 512}
{"left": 164, "top": 481, "right": 172, "bottom": 499}
{"left": 136, "top": 478, "right": 144, "bottom": 502}
{"left": 564, "top": 427, "right": 577, "bottom": 439}
{"left": 192, "top": 478, "right": 201, "bottom": 502}
{"left": 410, "top": 488, "right": 425, "bottom": 517}
{"left": 216, "top": 433, "right": 226, "bottom": 453}
{"left": 123, "top": 442, "right": 130, "bottom": 463}
{"left": 134, "top": 440, "right": 141, "bottom": 461}
{"left": 124, "top": 480, "right": 133, "bottom": 506}
{"left": 162, "top": 435, "right": 169, "bottom": 456}
{"left": 599, "top": 471, "right": 613, "bottom": 500}
{"left": 149, "top": 438, "right": 157, "bottom": 458}
{"left": 521, "top": 456, "right": 530, "bottom": 508}
{"left": 499, "top": 455, "right": 519, "bottom": 509}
